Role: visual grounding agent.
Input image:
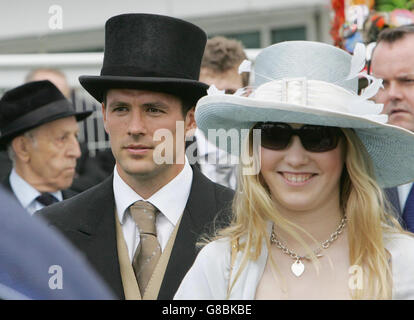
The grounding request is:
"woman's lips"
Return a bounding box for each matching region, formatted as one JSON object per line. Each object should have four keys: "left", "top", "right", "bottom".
{"left": 279, "top": 172, "right": 316, "bottom": 186}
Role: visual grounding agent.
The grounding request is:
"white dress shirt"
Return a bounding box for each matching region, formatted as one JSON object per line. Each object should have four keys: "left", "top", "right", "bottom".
{"left": 9, "top": 169, "right": 63, "bottom": 215}
{"left": 114, "top": 158, "right": 193, "bottom": 262}
{"left": 194, "top": 128, "right": 238, "bottom": 190}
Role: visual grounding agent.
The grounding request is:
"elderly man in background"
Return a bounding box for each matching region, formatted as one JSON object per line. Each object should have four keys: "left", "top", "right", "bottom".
{"left": 371, "top": 24, "right": 414, "bottom": 232}
{"left": 0, "top": 80, "right": 91, "bottom": 214}
{"left": 186, "top": 36, "right": 250, "bottom": 189}
{"left": 24, "top": 68, "right": 109, "bottom": 192}
{"left": 0, "top": 68, "right": 74, "bottom": 182}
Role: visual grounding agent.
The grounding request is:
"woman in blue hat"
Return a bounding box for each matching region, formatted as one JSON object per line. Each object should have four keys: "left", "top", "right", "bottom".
{"left": 174, "top": 41, "right": 414, "bottom": 300}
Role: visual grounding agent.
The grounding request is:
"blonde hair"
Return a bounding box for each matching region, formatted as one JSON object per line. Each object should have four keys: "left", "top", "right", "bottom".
{"left": 214, "top": 127, "right": 408, "bottom": 299}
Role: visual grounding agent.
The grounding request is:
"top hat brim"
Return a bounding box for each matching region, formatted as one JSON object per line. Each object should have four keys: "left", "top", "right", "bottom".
{"left": 79, "top": 75, "right": 209, "bottom": 106}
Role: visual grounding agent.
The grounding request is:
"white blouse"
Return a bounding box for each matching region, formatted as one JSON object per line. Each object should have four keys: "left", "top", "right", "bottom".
{"left": 174, "top": 226, "right": 414, "bottom": 300}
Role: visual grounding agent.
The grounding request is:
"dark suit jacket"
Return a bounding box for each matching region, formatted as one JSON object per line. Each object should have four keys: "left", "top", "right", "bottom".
{"left": 0, "top": 151, "right": 12, "bottom": 182}
{"left": 1, "top": 173, "right": 77, "bottom": 202}
{"left": 70, "top": 144, "right": 112, "bottom": 193}
{"left": 36, "top": 167, "right": 234, "bottom": 299}
{"left": 384, "top": 187, "right": 406, "bottom": 228}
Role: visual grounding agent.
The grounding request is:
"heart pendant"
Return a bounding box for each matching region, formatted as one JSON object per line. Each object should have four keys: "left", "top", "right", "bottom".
{"left": 291, "top": 259, "right": 305, "bottom": 277}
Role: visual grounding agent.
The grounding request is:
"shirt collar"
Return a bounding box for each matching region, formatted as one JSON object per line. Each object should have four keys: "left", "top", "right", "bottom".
{"left": 114, "top": 158, "right": 193, "bottom": 226}
{"left": 9, "top": 169, "right": 63, "bottom": 208}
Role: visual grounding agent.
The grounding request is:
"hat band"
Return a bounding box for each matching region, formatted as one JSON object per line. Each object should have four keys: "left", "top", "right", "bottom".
{"left": 100, "top": 65, "right": 195, "bottom": 80}
{"left": 250, "top": 78, "right": 387, "bottom": 123}
{"left": 0, "top": 99, "right": 74, "bottom": 138}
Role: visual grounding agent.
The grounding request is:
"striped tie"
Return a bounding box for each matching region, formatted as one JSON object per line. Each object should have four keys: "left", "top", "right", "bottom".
{"left": 130, "top": 201, "right": 161, "bottom": 294}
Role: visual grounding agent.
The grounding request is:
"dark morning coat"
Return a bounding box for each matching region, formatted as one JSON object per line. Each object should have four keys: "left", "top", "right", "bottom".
{"left": 384, "top": 187, "right": 405, "bottom": 227}
{"left": 36, "top": 166, "right": 234, "bottom": 299}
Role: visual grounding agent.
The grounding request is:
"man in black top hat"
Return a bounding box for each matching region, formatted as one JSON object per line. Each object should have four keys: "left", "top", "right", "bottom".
{"left": 36, "top": 13, "right": 234, "bottom": 300}
{"left": 0, "top": 80, "right": 92, "bottom": 215}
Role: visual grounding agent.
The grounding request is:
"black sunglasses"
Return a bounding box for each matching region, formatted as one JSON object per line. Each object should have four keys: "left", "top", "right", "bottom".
{"left": 254, "top": 122, "right": 343, "bottom": 152}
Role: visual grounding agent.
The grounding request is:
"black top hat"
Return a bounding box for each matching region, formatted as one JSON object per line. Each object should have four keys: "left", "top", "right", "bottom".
{"left": 79, "top": 13, "right": 209, "bottom": 105}
{"left": 0, "top": 80, "right": 92, "bottom": 150}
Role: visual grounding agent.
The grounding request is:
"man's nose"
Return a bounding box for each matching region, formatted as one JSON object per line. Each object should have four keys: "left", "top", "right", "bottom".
{"left": 127, "top": 109, "right": 147, "bottom": 136}
{"left": 386, "top": 81, "right": 404, "bottom": 102}
{"left": 67, "top": 136, "right": 81, "bottom": 159}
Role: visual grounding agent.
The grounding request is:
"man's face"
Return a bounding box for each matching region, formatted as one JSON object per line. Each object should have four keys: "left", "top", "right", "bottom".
{"left": 26, "top": 116, "right": 81, "bottom": 192}
{"left": 199, "top": 67, "right": 244, "bottom": 94}
{"left": 103, "top": 89, "right": 194, "bottom": 186}
{"left": 372, "top": 34, "right": 414, "bottom": 132}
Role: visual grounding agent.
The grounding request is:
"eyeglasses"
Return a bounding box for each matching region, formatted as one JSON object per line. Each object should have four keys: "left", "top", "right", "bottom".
{"left": 254, "top": 122, "right": 343, "bottom": 152}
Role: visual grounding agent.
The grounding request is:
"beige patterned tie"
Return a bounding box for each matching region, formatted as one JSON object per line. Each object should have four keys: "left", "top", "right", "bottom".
{"left": 130, "top": 201, "right": 161, "bottom": 294}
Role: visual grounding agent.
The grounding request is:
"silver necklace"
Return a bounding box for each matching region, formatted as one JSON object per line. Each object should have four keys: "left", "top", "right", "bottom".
{"left": 270, "top": 216, "right": 347, "bottom": 277}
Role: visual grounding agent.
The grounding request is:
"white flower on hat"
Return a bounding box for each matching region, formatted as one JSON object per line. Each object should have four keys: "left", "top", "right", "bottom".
{"left": 206, "top": 84, "right": 225, "bottom": 96}
{"left": 238, "top": 59, "right": 251, "bottom": 74}
{"left": 342, "top": 42, "right": 387, "bottom": 123}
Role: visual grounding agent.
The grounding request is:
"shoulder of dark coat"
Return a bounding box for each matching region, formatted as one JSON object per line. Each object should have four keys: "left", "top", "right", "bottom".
{"left": 34, "top": 175, "right": 113, "bottom": 226}
{"left": 210, "top": 181, "right": 235, "bottom": 231}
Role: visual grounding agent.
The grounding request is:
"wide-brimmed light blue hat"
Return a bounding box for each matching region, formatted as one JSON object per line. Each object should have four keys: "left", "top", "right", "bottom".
{"left": 195, "top": 40, "right": 414, "bottom": 188}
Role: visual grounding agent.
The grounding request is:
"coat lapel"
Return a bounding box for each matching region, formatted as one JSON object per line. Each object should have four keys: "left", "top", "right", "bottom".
{"left": 62, "top": 188, "right": 78, "bottom": 199}
{"left": 62, "top": 176, "right": 125, "bottom": 299}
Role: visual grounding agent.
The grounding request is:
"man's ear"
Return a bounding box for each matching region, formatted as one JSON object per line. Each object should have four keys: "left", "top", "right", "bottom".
{"left": 12, "top": 136, "right": 32, "bottom": 163}
{"left": 184, "top": 107, "right": 197, "bottom": 137}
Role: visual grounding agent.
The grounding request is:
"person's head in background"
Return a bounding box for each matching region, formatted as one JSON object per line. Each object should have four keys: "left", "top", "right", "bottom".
{"left": 25, "top": 68, "right": 71, "bottom": 99}
{"left": 199, "top": 36, "right": 249, "bottom": 94}
{"left": 371, "top": 24, "right": 414, "bottom": 132}
{"left": 0, "top": 81, "right": 91, "bottom": 193}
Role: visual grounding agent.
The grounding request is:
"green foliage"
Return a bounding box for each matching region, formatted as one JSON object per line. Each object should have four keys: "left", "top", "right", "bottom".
{"left": 375, "top": 0, "right": 414, "bottom": 10}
